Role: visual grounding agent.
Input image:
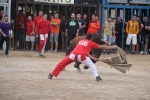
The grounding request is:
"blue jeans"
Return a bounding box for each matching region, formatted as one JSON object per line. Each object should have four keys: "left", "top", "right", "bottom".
{"left": 50, "top": 33, "right": 59, "bottom": 42}
{"left": 18, "top": 30, "right": 25, "bottom": 49}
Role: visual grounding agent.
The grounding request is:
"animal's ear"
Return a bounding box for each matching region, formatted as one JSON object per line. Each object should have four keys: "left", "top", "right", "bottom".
{"left": 100, "top": 39, "right": 108, "bottom": 45}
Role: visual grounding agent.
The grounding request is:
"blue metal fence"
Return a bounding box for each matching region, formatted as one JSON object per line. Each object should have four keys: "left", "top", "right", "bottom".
{"left": 101, "top": 0, "right": 150, "bottom": 49}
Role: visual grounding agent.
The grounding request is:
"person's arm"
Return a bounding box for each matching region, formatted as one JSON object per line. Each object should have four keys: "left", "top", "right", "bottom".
{"left": 0, "top": 29, "right": 6, "bottom": 37}
{"left": 126, "top": 22, "right": 129, "bottom": 34}
{"left": 145, "top": 25, "right": 150, "bottom": 31}
{"left": 80, "top": 20, "right": 86, "bottom": 28}
{"left": 112, "top": 27, "right": 115, "bottom": 36}
{"left": 51, "top": 22, "right": 57, "bottom": 26}
{"left": 98, "top": 45, "right": 117, "bottom": 50}
{"left": 76, "top": 20, "right": 79, "bottom": 36}
{"left": 49, "top": 22, "right": 53, "bottom": 34}
{"left": 136, "top": 23, "right": 139, "bottom": 34}
{"left": 9, "top": 24, "right": 13, "bottom": 38}
{"left": 87, "top": 54, "right": 99, "bottom": 62}
{"left": 65, "top": 20, "right": 69, "bottom": 36}
{"left": 92, "top": 23, "right": 100, "bottom": 30}
{"left": 140, "top": 23, "right": 144, "bottom": 29}
{"left": 35, "top": 22, "right": 40, "bottom": 37}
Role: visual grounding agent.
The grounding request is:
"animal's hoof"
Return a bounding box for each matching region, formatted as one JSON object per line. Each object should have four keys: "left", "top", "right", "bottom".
{"left": 83, "top": 66, "right": 89, "bottom": 69}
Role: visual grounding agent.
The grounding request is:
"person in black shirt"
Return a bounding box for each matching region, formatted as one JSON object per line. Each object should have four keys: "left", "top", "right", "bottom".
{"left": 83, "top": 14, "right": 89, "bottom": 34}
{"left": 143, "top": 18, "right": 150, "bottom": 54}
{"left": 76, "top": 13, "right": 86, "bottom": 36}
{"left": 60, "top": 16, "right": 67, "bottom": 50}
{"left": 136, "top": 16, "right": 144, "bottom": 53}
{"left": 65, "top": 13, "right": 79, "bottom": 43}
{"left": 115, "top": 17, "right": 123, "bottom": 48}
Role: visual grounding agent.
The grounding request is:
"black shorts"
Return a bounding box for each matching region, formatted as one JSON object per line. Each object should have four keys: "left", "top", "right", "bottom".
{"left": 35, "top": 34, "right": 40, "bottom": 44}
{"left": 137, "top": 34, "right": 141, "bottom": 44}
{"left": 68, "top": 34, "right": 76, "bottom": 41}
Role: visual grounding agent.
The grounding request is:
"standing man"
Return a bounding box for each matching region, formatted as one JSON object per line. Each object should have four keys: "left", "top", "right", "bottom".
{"left": 60, "top": 16, "right": 67, "bottom": 51}
{"left": 66, "top": 13, "right": 79, "bottom": 44}
{"left": 115, "top": 17, "right": 123, "bottom": 48}
{"left": 49, "top": 13, "right": 61, "bottom": 53}
{"left": 18, "top": 10, "right": 25, "bottom": 49}
{"left": 48, "top": 34, "right": 118, "bottom": 81}
{"left": 87, "top": 14, "right": 100, "bottom": 34}
{"left": 35, "top": 13, "right": 53, "bottom": 57}
{"left": 34, "top": 11, "right": 43, "bottom": 51}
{"left": 140, "top": 17, "right": 148, "bottom": 54}
{"left": 0, "top": 15, "right": 13, "bottom": 57}
{"left": 136, "top": 16, "right": 144, "bottom": 53}
{"left": 26, "top": 15, "right": 35, "bottom": 51}
{"left": 76, "top": 13, "right": 86, "bottom": 36}
{"left": 142, "top": 17, "right": 150, "bottom": 54}
{"left": 126, "top": 15, "right": 139, "bottom": 54}
{"left": 102, "top": 17, "right": 115, "bottom": 54}
{"left": 83, "top": 13, "right": 89, "bottom": 34}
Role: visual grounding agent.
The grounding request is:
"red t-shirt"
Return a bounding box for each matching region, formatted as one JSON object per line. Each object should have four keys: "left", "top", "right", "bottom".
{"left": 26, "top": 21, "right": 34, "bottom": 36}
{"left": 34, "top": 16, "right": 42, "bottom": 31}
{"left": 35, "top": 19, "right": 53, "bottom": 35}
{"left": 72, "top": 39, "right": 99, "bottom": 55}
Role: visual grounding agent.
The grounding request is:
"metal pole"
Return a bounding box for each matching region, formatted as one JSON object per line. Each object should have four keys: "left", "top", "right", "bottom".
{"left": 122, "top": 8, "right": 125, "bottom": 49}
{"left": 8, "top": 0, "right": 11, "bottom": 23}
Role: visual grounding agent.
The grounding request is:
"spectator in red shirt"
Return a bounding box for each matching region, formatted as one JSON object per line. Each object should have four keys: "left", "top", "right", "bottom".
{"left": 35, "top": 13, "right": 53, "bottom": 57}
{"left": 48, "top": 34, "right": 118, "bottom": 81}
{"left": 33, "top": 11, "right": 43, "bottom": 51}
{"left": 26, "top": 16, "right": 35, "bottom": 51}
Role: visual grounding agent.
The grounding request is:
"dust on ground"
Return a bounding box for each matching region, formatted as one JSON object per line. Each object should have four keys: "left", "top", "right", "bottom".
{"left": 0, "top": 50, "right": 150, "bottom": 100}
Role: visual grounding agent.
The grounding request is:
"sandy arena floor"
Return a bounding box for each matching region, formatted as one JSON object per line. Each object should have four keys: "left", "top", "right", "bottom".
{"left": 0, "top": 50, "right": 150, "bottom": 100}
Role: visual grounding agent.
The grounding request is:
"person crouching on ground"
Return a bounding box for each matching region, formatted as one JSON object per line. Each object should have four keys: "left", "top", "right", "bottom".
{"left": 48, "top": 34, "right": 118, "bottom": 81}
{"left": 0, "top": 15, "right": 13, "bottom": 57}
{"left": 35, "top": 13, "right": 53, "bottom": 57}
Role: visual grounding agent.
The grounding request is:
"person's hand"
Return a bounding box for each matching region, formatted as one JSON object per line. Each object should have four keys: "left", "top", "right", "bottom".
{"left": 3, "top": 34, "right": 6, "bottom": 37}
{"left": 51, "top": 34, "right": 53, "bottom": 37}
{"left": 113, "top": 45, "right": 118, "bottom": 49}
{"left": 65, "top": 32, "right": 67, "bottom": 37}
{"left": 113, "top": 35, "right": 116, "bottom": 38}
{"left": 36, "top": 35, "right": 38, "bottom": 38}
{"left": 76, "top": 33, "right": 78, "bottom": 36}
{"left": 93, "top": 58, "right": 99, "bottom": 62}
{"left": 10, "top": 34, "right": 13, "bottom": 38}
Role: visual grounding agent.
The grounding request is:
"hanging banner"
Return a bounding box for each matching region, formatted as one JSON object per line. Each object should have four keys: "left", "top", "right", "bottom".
{"left": 130, "top": 0, "right": 150, "bottom": 4}
{"left": 34, "top": 0, "right": 74, "bottom": 4}
{"left": 107, "top": 0, "right": 128, "bottom": 4}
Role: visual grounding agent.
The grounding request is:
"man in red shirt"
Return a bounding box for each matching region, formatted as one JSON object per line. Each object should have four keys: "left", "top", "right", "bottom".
{"left": 34, "top": 11, "right": 43, "bottom": 51}
{"left": 48, "top": 34, "right": 118, "bottom": 81}
{"left": 35, "top": 13, "right": 53, "bottom": 57}
{"left": 26, "top": 15, "right": 35, "bottom": 51}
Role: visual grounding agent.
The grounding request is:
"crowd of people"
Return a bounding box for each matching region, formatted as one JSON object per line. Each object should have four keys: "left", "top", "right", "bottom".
{"left": 0, "top": 9, "right": 150, "bottom": 57}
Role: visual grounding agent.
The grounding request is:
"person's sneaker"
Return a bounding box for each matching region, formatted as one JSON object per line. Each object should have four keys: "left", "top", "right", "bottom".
{"left": 53, "top": 50, "right": 57, "bottom": 53}
{"left": 107, "top": 52, "right": 110, "bottom": 55}
{"left": 96, "top": 76, "right": 102, "bottom": 81}
{"left": 30, "top": 49, "right": 33, "bottom": 51}
{"left": 40, "top": 54, "right": 45, "bottom": 58}
{"left": 140, "top": 51, "right": 144, "bottom": 55}
{"left": 83, "top": 65, "right": 89, "bottom": 69}
{"left": 48, "top": 49, "right": 53, "bottom": 53}
{"left": 48, "top": 73, "right": 53, "bottom": 79}
{"left": 132, "top": 52, "right": 136, "bottom": 55}
{"left": 144, "top": 52, "right": 147, "bottom": 55}
{"left": 5, "top": 54, "right": 8, "bottom": 57}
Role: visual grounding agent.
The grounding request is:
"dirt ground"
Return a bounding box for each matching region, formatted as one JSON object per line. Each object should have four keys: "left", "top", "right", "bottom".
{"left": 0, "top": 50, "right": 150, "bottom": 100}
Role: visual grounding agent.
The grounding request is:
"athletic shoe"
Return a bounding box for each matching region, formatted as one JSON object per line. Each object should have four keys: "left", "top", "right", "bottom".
{"left": 30, "top": 49, "right": 33, "bottom": 52}
{"left": 53, "top": 50, "right": 57, "bottom": 53}
{"left": 140, "top": 51, "right": 143, "bottom": 55}
{"left": 48, "top": 73, "right": 53, "bottom": 79}
{"left": 5, "top": 54, "right": 8, "bottom": 57}
{"left": 40, "top": 54, "right": 45, "bottom": 58}
{"left": 144, "top": 52, "right": 147, "bottom": 55}
{"left": 96, "top": 76, "right": 102, "bottom": 81}
{"left": 132, "top": 52, "right": 136, "bottom": 55}
{"left": 83, "top": 65, "right": 89, "bottom": 69}
{"left": 48, "top": 49, "right": 53, "bottom": 53}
